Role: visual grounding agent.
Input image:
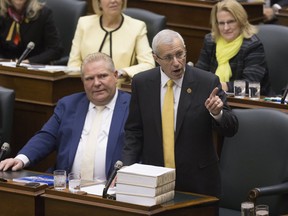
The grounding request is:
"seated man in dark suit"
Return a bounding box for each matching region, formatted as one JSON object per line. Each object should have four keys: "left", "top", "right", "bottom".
{"left": 0, "top": 52, "right": 131, "bottom": 182}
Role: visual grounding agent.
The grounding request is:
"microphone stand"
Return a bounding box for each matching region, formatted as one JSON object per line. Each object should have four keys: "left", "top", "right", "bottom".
{"left": 102, "top": 160, "right": 123, "bottom": 200}
{"left": 281, "top": 83, "right": 288, "bottom": 104}
{"left": 102, "top": 179, "right": 116, "bottom": 200}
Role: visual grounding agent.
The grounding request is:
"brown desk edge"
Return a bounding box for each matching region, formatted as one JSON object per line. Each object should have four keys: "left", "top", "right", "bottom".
{"left": 42, "top": 188, "right": 218, "bottom": 215}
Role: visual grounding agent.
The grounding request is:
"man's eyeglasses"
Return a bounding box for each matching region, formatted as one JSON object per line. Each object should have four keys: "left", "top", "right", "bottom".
{"left": 155, "top": 51, "right": 186, "bottom": 63}
{"left": 217, "top": 19, "right": 237, "bottom": 27}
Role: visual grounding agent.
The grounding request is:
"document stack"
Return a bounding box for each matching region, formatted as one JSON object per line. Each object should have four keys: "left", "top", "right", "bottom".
{"left": 116, "top": 163, "right": 176, "bottom": 206}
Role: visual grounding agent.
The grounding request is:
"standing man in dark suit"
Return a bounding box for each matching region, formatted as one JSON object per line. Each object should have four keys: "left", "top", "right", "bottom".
{"left": 0, "top": 52, "right": 130, "bottom": 183}
{"left": 122, "top": 29, "right": 238, "bottom": 198}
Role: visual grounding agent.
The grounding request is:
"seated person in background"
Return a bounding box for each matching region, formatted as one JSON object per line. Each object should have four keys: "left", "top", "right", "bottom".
{"left": 67, "top": 0, "right": 155, "bottom": 85}
{"left": 264, "top": 0, "right": 288, "bottom": 21}
{"left": 0, "top": 0, "right": 63, "bottom": 64}
{"left": 0, "top": 52, "right": 131, "bottom": 182}
{"left": 195, "top": 0, "right": 274, "bottom": 96}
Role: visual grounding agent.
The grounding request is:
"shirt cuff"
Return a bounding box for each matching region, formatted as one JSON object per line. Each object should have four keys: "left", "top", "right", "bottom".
{"left": 210, "top": 110, "right": 223, "bottom": 122}
{"left": 15, "top": 154, "right": 30, "bottom": 168}
{"left": 117, "top": 69, "right": 125, "bottom": 78}
{"left": 272, "top": 4, "right": 281, "bottom": 13}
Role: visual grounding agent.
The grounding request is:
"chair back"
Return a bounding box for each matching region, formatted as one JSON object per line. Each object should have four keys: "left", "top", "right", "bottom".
{"left": 220, "top": 108, "right": 288, "bottom": 216}
{"left": 257, "top": 24, "right": 288, "bottom": 95}
{"left": 45, "top": 0, "right": 87, "bottom": 65}
{"left": 0, "top": 87, "right": 15, "bottom": 143}
{"left": 123, "top": 8, "right": 166, "bottom": 46}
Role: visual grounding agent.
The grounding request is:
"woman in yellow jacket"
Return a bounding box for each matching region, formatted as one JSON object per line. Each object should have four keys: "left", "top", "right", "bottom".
{"left": 68, "top": 0, "right": 155, "bottom": 84}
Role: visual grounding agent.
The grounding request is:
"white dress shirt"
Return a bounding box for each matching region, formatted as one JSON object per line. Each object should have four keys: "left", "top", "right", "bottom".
{"left": 71, "top": 90, "right": 118, "bottom": 182}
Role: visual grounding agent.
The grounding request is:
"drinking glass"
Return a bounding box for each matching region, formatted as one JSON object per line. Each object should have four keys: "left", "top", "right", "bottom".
{"left": 234, "top": 80, "right": 246, "bottom": 98}
{"left": 68, "top": 172, "right": 81, "bottom": 193}
{"left": 241, "top": 201, "right": 254, "bottom": 216}
{"left": 53, "top": 170, "right": 67, "bottom": 190}
{"left": 249, "top": 82, "right": 260, "bottom": 100}
{"left": 255, "top": 204, "right": 269, "bottom": 216}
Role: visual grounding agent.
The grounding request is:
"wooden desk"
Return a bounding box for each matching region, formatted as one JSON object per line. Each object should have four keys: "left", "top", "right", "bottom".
{"left": 227, "top": 96, "right": 288, "bottom": 113}
{"left": 0, "top": 65, "right": 83, "bottom": 171}
{"left": 42, "top": 188, "right": 218, "bottom": 216}
{"left": 0, "top": 170, "right": 218, "bottom": 216}
{"left": 0, "top": 170, "right": 48, "bottom": 216}
{"left": 126, "top": 0, "right": 264, "bottom": 64}
{"left": 276, "top": 9, "right": 288, "bottom": 26}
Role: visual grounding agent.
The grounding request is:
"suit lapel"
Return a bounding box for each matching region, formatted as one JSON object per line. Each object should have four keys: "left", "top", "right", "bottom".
{"left": 105, "top": 90, "right": 129, "bottom": 176}
{"left": 175, "top": 66, "right": 199, "bottom": 139}
{"left": 148, "top": 70, "right": 162, "bottom": 139}
{"left": 68, "top": 97, "right": 89, "bottom": 169}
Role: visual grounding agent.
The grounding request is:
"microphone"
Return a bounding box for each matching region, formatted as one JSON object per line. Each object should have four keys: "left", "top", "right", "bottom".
{"left": 16, "top": 42, "right": 35, "bottom": 67}
{"left": 0, "top": 142, "right": 10, "bottom": 161}
{"left": 102, "top": 160, "right": 123, "bottom": 199}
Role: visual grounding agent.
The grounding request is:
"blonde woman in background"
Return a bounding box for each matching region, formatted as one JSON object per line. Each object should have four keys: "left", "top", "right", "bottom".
{"left": 68, "top": 0, "right": 155, "bottom": 85}
{"left": 195, "top": 0, "right": 274, "bottom": 96}
{"left": 0, "top": 0, "right": 63, "bottom": 64}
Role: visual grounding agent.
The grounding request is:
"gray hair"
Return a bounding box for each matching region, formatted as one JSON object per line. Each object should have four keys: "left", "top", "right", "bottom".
{"left": 152, "top": 29, "right": 186, "bottom": 55}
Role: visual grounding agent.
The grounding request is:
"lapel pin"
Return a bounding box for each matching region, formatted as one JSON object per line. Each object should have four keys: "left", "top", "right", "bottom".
{"left": 187, "top": 88, "right": 192, "bottom": 94}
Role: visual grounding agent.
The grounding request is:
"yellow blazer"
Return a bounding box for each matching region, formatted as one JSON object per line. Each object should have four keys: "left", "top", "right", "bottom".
{"left": 68, "top": 14, "right": 155, "bottom": 77}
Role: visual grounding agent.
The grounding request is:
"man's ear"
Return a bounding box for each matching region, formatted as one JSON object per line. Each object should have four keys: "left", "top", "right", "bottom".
{"left": 153, "top": 53, "right": 159, "bottom": 65}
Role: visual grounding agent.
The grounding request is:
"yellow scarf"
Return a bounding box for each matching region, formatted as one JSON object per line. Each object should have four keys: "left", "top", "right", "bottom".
{"left": 215, "top": 34, "right": 244, "bottom": 82}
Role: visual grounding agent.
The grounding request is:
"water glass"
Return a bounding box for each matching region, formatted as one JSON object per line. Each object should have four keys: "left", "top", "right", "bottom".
{"left": 255, "top": 205, "right": 269, "bottom": 216}
{"left": 53, "top": 170, "right": 67, "bottom": 190}
{"left": 234, "top": 80, "right": 246, "bottom": 98}
{"left": 249, "top": 82, "right": 260, "bottom": 100}
{"left": 241, "top": 201, "right": 254, "bottom": 216}
{"left": 68, "top": 172, "right": 81, "bottom": 193}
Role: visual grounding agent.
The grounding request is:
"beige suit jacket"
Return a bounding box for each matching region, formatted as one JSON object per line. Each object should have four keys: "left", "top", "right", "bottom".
{"left": 68, "top": 14, "right": 155, "bottom": 78}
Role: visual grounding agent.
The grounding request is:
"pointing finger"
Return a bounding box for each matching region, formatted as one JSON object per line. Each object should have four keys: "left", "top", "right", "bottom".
{"left": 210, "top": 87, "right": 219, "bottom": 98}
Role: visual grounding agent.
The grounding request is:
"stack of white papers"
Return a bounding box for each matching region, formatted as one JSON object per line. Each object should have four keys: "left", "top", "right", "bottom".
{"left": 81, "top": 183, "right": 116, "bottom": 196}
{"left": 0, "top": 61, "right": 80, "bottom": 74}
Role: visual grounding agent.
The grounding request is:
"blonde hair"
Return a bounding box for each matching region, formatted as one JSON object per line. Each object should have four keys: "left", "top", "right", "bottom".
{"left": 81, "top": 52, "right": 115, "bottom": 76}
{"left": 210, "top": 0, "right": 258, "bottom": 41}
{"left": 0, "top": 0, "right": 44, "bottom": 20}
{"left": 92, "top": 0, "right": 127, "bottom": 15}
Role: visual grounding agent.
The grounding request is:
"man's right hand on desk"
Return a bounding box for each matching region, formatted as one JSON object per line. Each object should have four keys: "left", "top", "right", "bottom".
{"left": 0, "top": 158, "right": 24, "bottom": 171}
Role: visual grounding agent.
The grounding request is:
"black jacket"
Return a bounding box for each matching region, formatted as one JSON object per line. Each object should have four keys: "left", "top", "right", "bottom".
{"left": 0, "top": 6, "right": 63, "bottom": 64}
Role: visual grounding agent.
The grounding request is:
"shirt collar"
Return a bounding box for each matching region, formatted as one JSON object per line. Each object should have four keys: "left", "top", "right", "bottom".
{"left": 160, "top": 68, "right": 184, "bottom": 89}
